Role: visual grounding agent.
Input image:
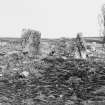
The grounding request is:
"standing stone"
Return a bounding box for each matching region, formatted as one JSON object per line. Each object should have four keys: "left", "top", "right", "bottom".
{"left": 21, "top": 29, "right": 41, "bottom": 58}
{"left": 55, "top": 38, "right": 67, "bottom": 58}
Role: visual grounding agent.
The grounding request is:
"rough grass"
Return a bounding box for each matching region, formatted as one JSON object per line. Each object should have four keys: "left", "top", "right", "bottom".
{"left": 0, "top": 55, "right": 105, "bottom": 105}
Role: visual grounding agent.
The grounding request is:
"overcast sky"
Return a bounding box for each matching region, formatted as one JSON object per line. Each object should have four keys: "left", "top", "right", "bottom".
{"left": 0, "top": 0, "right": 104, "bottom": 38}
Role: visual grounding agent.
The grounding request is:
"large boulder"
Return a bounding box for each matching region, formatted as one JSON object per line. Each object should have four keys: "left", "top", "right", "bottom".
{"left": 21, "top": 29, "right": 41, "bottom": 58}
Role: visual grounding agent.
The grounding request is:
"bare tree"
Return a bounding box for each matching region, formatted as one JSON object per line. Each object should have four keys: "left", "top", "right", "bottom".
{"left": 99, "top": 4, "right": 105, "bottom": 46}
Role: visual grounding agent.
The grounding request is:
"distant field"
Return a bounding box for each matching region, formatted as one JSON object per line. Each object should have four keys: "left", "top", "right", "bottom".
{"left": 83, "top": 37, "right": 103, "bottom": 43}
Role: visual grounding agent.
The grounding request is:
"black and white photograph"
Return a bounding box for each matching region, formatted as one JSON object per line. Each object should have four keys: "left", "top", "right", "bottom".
{"left": 0, "top": 0, "right": 105, "bottom": 105}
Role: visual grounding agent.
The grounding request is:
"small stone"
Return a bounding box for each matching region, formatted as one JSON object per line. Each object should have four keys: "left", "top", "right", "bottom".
{"left": 0, "top": 73, "right": 2, "bottom": 76}
{"left": 21, "top": 71, "right": 29, "bottom": 77}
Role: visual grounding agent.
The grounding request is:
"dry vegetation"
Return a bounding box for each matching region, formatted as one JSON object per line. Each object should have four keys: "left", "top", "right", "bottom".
{"left": 0, "top": 36, "right": 105, "bottom": 105}
{"left": 1, "top": 55, "right": 105, "bottom": 105}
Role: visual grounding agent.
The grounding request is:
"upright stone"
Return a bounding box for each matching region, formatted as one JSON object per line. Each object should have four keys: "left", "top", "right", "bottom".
{"left": 21, "top": 29, "right": 41, "bottom": 58}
